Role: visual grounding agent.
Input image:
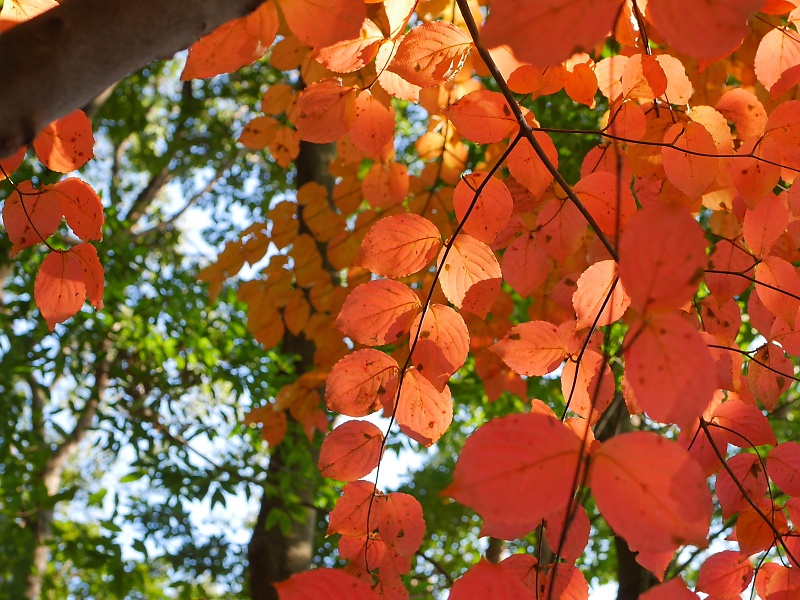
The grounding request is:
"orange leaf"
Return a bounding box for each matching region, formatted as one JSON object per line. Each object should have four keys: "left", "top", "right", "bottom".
{"left": 711, "top": 399, "right": 777, "bottom": 447}
{"left": 312, "top": 18, "right": 384, "bottom": 73}
{"left": 536, "top": 198, "right": 588, "bottom": 264}
{"left": 624, "top": 313, "right": 716, "bottom": 428}
{"left": 715, "top": 453, "right": 768, "bottom": 518}
{"left": 646, "top": 0, "right": 761, "bottom": 60}
{"left": 325, "top": 349, "right": 400, "bottom": 417}
{"left": 481, "top": 0, "right": 620, "bottom": 67}
{"left": 706, "top": 240, "right": 755, "bottom": 304}
{"left": 181, "top": 1, "right": 278, "bottom": 80}
{"left": 731, "top": 137, "right": 782, "bottom": 208}
{"left": 491, "top": 320, "right": 568, "bottom": 377}
{"left": 277, "top": 0, "right": 366, "bottom": 48}
{"left": 755, "top": 26, "right": 800, "bottom": 92}
{"left": 355, "top": 213, "right": 441, "bottom": 278}
{"left": 327, "top": 480, "right": 375, "bottom": 537}
{"left": 618, "top": 202, "right": 707, "bottom": 314}
{"left": 561, "top": 350, "right": 615, "bottom": 424}
{"left": 639, "top": 578, "right": 699, "bottom": 600}
{"left": 3, "top": 180, "right": 62, "bottom": 256}
{"left": 335, "top": 279, "right": 421, "bottom": 345}
{"left": 661, "top": 122, "right": 719, "bottom": 199}
{"left": 392, "top": 368, "right": 452, "bottom": 446}
{"left": 409, "top": 304, "right": 469, "bottom": 391}
{"left": 348, "top": 90, "right": 395, "bottom": 158}
{"left": 47, "top": 178, "right": 104, "bottom": 242}
{"left": 543, "top": 503, "right": 591, "bottom": 563}
{"left": 450, "top": 560, "right": 533, "bottom": 600}
{"left": 768, "top": 442, "right": 800, "bottom": 495}
{"left": 755, "top": 256, "right": 800, "bottom": 328}
{"left": 743, "top": 193, "right": 789, "bottom": 257}
{"left": 622, "top": 54, "right": 668, "bottom": 100}
{"left": 238, "top": 115, "right": 279, "bottom": 150}
{"left": 590, "top": 431, "right": 712, "bottom": 553}
{"left": 292, "top": 80, "right": 358, "bottom": 144}
{"left": 574, "top": 171, "right": 637, "bottom": 236}
{"left": 715, "top": 88, "right": 766, "bottom": 140}
{"left": 362, "top": 161, "right": 409, "bottom": 209}
{"left": 501, "top": 232, "right": 550, "bottom": 297}
{"left": 442, "top": 90, "right": 519, "bottom": 144}
{"left": 437, "top": 234, "right": 501, "bottom": 317}
{"left": 507, "top": 133, "right": 558, "bottom": 199}
{"left": 0, "top": 0, "right": 56, "bottom": 31}
{"left": 572, "top": 260, "right": 631, "bottom": 329}
{"left": 0, "top": 145, "right": 26, "bottom": 179}
{"left": 445, "top": 413, "right": 582, "bottom": 535}
{"left": 696, "top": 550, "right": 753, "bottom": 598}
{"left": 453, "top": 172, "right": 513, "bottom": 245}
{"left": 766, "top": 99, "right": 800, "bottom": 149}
{"left": 34, "top": 243, "right": 104, "bottom": 330}
{"left": 244, "top": 405, "right": 288, "bottom": 446}
{"left": 318, "top": 420, "right": 383, "bottom": 481}
{"left": 274, "top": 568, "right": 380, "bottom": 600}
{"left": 388, "top": 21, "right": 472, "bottom": 88}
{"left": 32, "top": 110, "right": 94, "bottom": 173}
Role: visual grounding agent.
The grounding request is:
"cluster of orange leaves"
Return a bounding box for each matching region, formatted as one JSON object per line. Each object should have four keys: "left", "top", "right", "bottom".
{"left": 11, "top": 0, "right": 800, "bottom": 597}
{"left": 188, "top": 0, "right": 800, "bottom": 598}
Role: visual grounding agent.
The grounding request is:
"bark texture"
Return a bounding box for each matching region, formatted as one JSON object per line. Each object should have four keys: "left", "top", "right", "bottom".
{"left": 0, "top": 0, "right": 264, "bottom": 158}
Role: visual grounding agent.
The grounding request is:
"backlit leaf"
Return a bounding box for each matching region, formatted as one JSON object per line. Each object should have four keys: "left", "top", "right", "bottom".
{"left": 661, "top": 122, "right": 718, "bottom": 199}
{"left": 318, "top": 420, "right": 383, "bottom": 481}
{"left": 507, "top": 133, "right": 558, "bottom": 199}
{"left": 388, "top": 22, "right": 471, "bottom": 88}
{"left": 3, "top": 180, "right": 62, "bottom": 256}
{"left": 292, "top": 80, "right": 358, "bottom": 144}
{"left": 572, "top": 260, "right": 630, "bottom": 329}
{"left": 48, "top": 178, "right": 104, "bottom": 242}
{"left": 325, "top": 349, "right": 400, "bottom": 416}
{"left": 501, "top": 233, "right": 550, "bottom": 297}
{"left": 409, "top": 304, "right": 469, "bottom": 391}
{"left": 33, "top": 110, "right": 94, "bottom": 173}
{"left": 349, "top": 90, "right": 395, "bottom": 158}
{"left": 696, "top": 551, "right": 753, "bottom": 597}
{"left": 442, "top": 90, "right": 519, "bottom": 144}
{"left": 336, "top": 279, "right": 421, "bottom": 345}
{"left": 453, "top": 172, "right": 513, "bottom": 245}
{"left": 590, "top": 431, "right": 712, "bottom": 552}
{"left": 437, "top": 234, "right": 501, "bottom": 317}
{"left": 573, "top": 171, "right": 636, "bottom": 236}
{"left": 275, "top": 568, "right": 380, "bottom": 600}
{"left": 450, "top": 560, "right": 532, "bottom": 600}
{"left": 755, "top": 256, "right": 800, "bottom": 329}
{"left": 491, "top": 321, "right": 568, "bottom": 377}
{"left": 393, "top": 368, "right": 452, "bottom": 446}
{"left": 768, "top": 442, "right": 800, "bottom": 495}
{"left": 446, "top": 413, "right": 582, "bottom": 535}
{"left": 355, "top": 213, "right": 441, "bottom": 278}
{"left": 277, "top": 0, "right": 366, "bottom": 48}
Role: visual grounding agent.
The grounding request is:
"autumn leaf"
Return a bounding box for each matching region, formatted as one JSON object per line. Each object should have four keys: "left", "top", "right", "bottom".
{"left": 325, "top": 349, "right": 399, "bottom": 417}
{"left": 277, "top": 0, "right": 366, "bottom": 48}
{"left": 388, "top": 21, "right": 472, "bottom": 88}
{"left": 590, "top": 431, "right": 713, "bottom": 553}
{"left": 442, "top": 90, "right": 519, "bottom": 144}
{"left": 437, "top": 234, "right": 501, "bottom": 318}
{"left": 292, "top": 80, "right": 358, "bottom": 144}
{"left": 392, "top": 368, "right": 452, "bottom": 446}
{"left": 572, "top": 261, "right": 630, "bottom": 329}
{"left": 318, "top": 420, "right": 383, "bottom": 481}
{"left": 47, "top": 178, "right": 104, "bottom": 242}
{"left": 409, "top": 304, "right": 469, "bottom": 391}
{"left": 335, "top": 279, "right": 421, "bottom": 345}
{"left": 491, "top": 321, "right": 567, "bottom": 377}
{"left": 33, "top": 110, "right": 94, "bottom": 173}
{"left": 447, "top": 413, "right": 583, "bottom": 536}
{"left": 449, "top": 559, "right": 533, "bottom": 600}
{"left": 452, "top": 172, "right": 513, "bottom": 245}
{"left": 3, "top": 180, "right": 62, "bottom": 256}
{"left": 275, "top": 567, "right": 380, "bottom": 600}
{"left": 354, "top": 213, "right": 441, "bottom": 278}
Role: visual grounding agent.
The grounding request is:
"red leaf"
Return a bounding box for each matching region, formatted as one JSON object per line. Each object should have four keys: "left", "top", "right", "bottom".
{"left": 325, "top": 349, "right": 399, "bottom": 417}
{"left": 336, "top": 280, "right": 421, "bottom": 346}
{"left": 393, "top": 368, "right": 452, "bottom": 446}
{"left": 572, "top": 260, "right": 630, "bottom": 329}
{"left": 755, "top": 257, "right": 800, "bottom": 329}
{"left": 437, "top": 234, "right": 501, "bottom": 318}
{"left": 748, "top": 344, "right": 794, "bottom": 411}
{"left": 34, "top": 243, "right": 104, "bottom": 330}
{"left": 573, "top": 171, "right": 637, "bottom": 236}
{"left": 561, "top": 350, "right": 615, "bottom": 424}
{"left": 292, "top": 80, "right": 358, "bottom": 144}
{"left": 349, "top": 90, "right": 395, "bottom": 158}
{"left": 327, "top": 480, "right": 375, "bottom": 537}
{"left": 507, "top": 134, "right": 558, "bottom": 199}
{"left": 715, "top": 88, "right": 766, "bottom": 140}
{"left": 374, "top": 491, "right": 425, "bottom": 558}
{"left": 277, "top": 0, "right": 366, "bottom": 48}
{"left": 624, "top": 313, "right": 716, "bottom": 428}
{"left": 0, "top": 145, "right": 25, "bottom": 179}
{"left": 318, "top": 420, "right": 383, "bottom": 482}
{"left": 181, "top": 1, "right": 278, "bottom": 80}
{"left": 48, "top": 178, "right": 104, "bottom": 242}
{"left": 275, "top": 568, "right": 380, "bottom": 600}
{"left": 716, "top": 454, "right": 768, "bottom": 518}
{"left": 543, "top": 504, "right": 590, "bottom": 563}
{"left": 618, "top": 202, "right": 707, "bottom": 314}
{"left": 501, "top": 233, "right": 550, "bottom": 297}
{"left": 355, "top": 214, "right": 441, "bottom": 279}
{"left": 755, "top": 26, "right": 800, "bottom": 92}
{"left": 639, "top": 578, "right": 699, "bottom": 600}
{"left": 450, "top": 560, "right": 533, "bottom": 600}
{"left": 453, "top": 172, "right": 513, "bottom": 245}
{"left": 491, "top": 321, "right": 568, "bottom": 377}
{"left": 765, "top": 99, "right": 800, "bottom": 149}
{"left": 445, "top": 413, "right": 582, "bottom": 535}
{"left": 706, "top": 240, "right": 755, "bottom": 304}
{"left": 409, "top": 304, "right": 469, "bottom": 391}
{"left": 388, "top": 21, "right": 472, "bottom": 88}
{"left": 535, "top": 198, "right": 587, "bottom": 264}
{"left": 744, "top": 193, "right": 789, "bottom": 258}
{"left": 312, "top": 19, "right": 384, "bottom": 74}
{"left": 661, "top": 122, "right": 719, "bottom": 199}
{"left": 711, "top": 399, "right": 777, "bottom": 448}
{"left": 590, "top": 431, "right": 713, "bottom": 553}
{"left": 647, "top": 0, "right": 761, "bottom": 59}
{"left": 244, "top": 405, "right": 288, "bottom": 446}
{"left": 442, "top": 90, "right": 519, "bottom": 144}
{"left": 768, "top": 442, "right": 800, "bottom": 495}
{"left": 2, "top": 180, "right": 62, "bottom": 256}
{"left": 622, "top": 54, "right": 668, "bottom": 100}
{"left": 33, "top": 110, "right": 94, "bottom": 173}
{"left": 732, "top": 137, "right": 782, "bottom": 208}
{"left": 481, "top": 0, "right": 620, "bottom": 67}
{"left": 695, "top": 551, "right": 753, "bottom": 597}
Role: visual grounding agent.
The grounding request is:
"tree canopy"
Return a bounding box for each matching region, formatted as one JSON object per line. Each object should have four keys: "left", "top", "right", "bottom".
{"left": 5, "top": 0, "right": 800, "bottom": 599}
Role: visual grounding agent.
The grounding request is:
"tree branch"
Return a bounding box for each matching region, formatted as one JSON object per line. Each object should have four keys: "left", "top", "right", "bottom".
{"left": 0, "top": 0, "right": 265, "bottom": 158}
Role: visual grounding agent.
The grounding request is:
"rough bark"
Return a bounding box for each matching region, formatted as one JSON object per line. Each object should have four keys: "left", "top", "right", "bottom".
{"left": 0, "top": 0, "right": 264, "bottom": 158}
{"left": 247, "top": 141, "right": 336, "bottom": 599}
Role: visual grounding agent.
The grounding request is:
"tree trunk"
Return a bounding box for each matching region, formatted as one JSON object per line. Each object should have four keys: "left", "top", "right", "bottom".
{"left": 0, "top": 0, "right": 265, "bottom": 158}
{"left": 246, "top": 140, "right": 336, "bottom": 598}
{"left": 614, "top": 535, "right": 656, "bottom": 600}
